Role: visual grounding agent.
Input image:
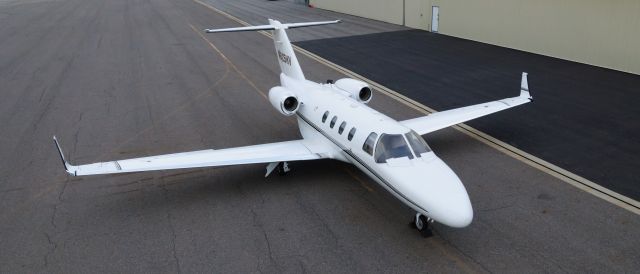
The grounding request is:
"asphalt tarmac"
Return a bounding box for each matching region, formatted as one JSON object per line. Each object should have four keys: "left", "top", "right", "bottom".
{"left": 297, "top": 29, "right": 640, "bottom": 201}
{"left": 1, "top": 0, "right": 639, "bottom": 272}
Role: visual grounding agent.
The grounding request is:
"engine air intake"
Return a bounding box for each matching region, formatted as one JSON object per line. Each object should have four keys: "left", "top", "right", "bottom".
{"left": 269, "top": 86, "right": 300, "bottom": 116}
{"left": 335, "top": 78, "right": 373, "bottom": 103}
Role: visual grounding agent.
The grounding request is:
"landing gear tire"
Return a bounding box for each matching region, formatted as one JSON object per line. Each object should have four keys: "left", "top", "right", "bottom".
{"left": 277, "top": 162, "right": 290, "bottom": 176}
{"left": 413, "top": 213, "right": 433, "bottom": 238}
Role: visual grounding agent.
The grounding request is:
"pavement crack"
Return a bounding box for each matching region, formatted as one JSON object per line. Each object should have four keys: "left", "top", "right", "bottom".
{"left": 43, "top": 232, "right": 57, "bottom": 267}
{"left": 47, "top": 149, "right": 72, "bottom": 266}
{"left": 434, "top": 228, "right": 492, "bottom": 273}
{"left": 160, "top": 184, "right": 181, "bottom": 274}
{"left": 293, "top": 195, "right": 340, "bottom": 246}
{"left": 250, "top": 208, "right": 279, "bottom": 272}
{"left": 478, "top": 203, "right": 516, "bottom": 213}
{"left": 51, "top": 176, "right": 70, "bottom": 229}
{"left": 0, "top": 186, "right": 25, "bottom": 193}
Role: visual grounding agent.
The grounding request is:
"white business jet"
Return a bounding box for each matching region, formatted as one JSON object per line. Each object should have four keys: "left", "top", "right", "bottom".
{"left": 54, "top": 19, "right": 532, "bottom": 236}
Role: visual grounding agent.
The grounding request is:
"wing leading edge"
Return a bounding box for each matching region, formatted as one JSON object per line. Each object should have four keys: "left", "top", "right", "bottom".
{"left": 53, "top": 137, "right": 330, "bottom": 176}
{"left": 402, "top": 72, "right": 532, "bottom": 135}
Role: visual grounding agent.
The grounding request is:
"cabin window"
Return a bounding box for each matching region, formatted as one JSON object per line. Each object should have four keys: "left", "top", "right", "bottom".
{"left": 347, "top": 127, "right": 356, "bottom": 141}
{"left": 362, "top": 132, "right": 378, "bottom": 155}
{"left": 405, "top": 131, "right": 431, "bottom": 157}
{"left": 338, "top": 122, "right": 347, "bottom": 134}
{"left": 322, "top": 111, "right": 329, "bottom": 123}
{"left": 330, "top": 116, "right": 338, "bottom": 128}
{"left": 374, "top": 134, "right": 414, "bottom": 163}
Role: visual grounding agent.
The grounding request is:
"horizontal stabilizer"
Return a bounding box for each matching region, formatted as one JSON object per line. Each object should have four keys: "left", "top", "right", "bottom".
{"left": 205, "top": 19, "right": 340, "bottom": 81}
{"left": 205, "top": 20, "right": 340, "bottom": 33}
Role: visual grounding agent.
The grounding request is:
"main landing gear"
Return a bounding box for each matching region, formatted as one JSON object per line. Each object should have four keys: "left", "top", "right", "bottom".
{"left": 411, "top": 213, "right": 433, "bottom": 237}
{"left": 265, "top": 161, "right": 290, "bottom": 177}
{"left": 277, "top": 162, "right": 290, "bottom": 176}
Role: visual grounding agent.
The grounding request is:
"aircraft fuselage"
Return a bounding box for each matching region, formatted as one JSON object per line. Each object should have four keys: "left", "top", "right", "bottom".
{"left": 281, "top": 74, "right": 474, "bottom": 228}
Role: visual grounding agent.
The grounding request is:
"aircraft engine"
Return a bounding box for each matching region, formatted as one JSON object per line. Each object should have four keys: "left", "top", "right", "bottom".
{"left": 335, "top": 78, "right": 372, "bottom": 103}
{"left": 269, "top": 86, "right": 299, "bottom": 116}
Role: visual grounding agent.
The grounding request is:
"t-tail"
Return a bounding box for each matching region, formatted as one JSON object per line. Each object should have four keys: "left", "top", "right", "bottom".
{"left": 205, "top": 19, "right": 340, "bottom": 81}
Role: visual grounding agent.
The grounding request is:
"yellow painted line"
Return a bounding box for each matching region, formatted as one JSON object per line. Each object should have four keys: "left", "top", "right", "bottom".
{"left": 343, "top": 167, "right": 375, "bottom": 193}
{"left": 188, "top": 22, "right": 300, "bottom": 129}
{"left": 429, "top": 237, "right": 478, "bottom": 274}
{"left": 191, "top": 20, "right": 370, "bottom": 193}
{"left": 192, "top": 0, "right": 640, "bottom": 215}
{"left": 189, "top": 23, "right": 268, "bottom": 100}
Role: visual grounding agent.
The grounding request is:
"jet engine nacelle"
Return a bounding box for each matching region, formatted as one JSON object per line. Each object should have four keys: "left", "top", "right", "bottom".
{"left": 269, "top": 86, "right": 299, "bottom": 116}
{"left": 335, "top": 78, "right": 372, "bottom": 103}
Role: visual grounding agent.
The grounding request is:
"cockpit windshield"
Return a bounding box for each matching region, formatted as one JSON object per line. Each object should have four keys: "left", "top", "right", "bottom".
{"left": 374, "top": 134, "right": 414, "bottom": 163}
{"left": 405, "top": 131, "right": 432, "bottom": 157}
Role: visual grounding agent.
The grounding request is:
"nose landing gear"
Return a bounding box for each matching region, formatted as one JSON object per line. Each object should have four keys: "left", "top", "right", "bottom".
{"left": 411, "top": 213, "right": 433, "bottom": 237}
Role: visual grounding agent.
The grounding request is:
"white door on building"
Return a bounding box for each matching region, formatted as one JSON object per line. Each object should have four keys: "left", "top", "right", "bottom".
{"left": 431, "top": 6, "right": 439, "bottom": 33}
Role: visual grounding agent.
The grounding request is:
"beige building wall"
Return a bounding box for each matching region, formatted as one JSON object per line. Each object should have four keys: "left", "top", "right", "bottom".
{"left": 310, "top": 0, "right": 404, "bottom": 25}
{"left": 312, "top": 0, "right": 640, "bottom": 75}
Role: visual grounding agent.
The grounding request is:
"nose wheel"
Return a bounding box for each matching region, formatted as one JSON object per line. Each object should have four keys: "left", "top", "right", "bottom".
{"left": 411, "top": 213, "right": 433, "bottom": 237}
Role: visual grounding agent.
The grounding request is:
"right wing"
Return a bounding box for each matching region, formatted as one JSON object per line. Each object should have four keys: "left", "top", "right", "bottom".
{"left": 401, "top": 72, "right": 532, "bottom": 135}
{"left": 53, "top": 137, "right": 331, "bottom": 176}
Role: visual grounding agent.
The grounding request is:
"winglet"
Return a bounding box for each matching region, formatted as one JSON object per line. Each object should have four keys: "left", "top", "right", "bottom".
{"left": 52, "top": 136, "right": 77, "bottom": 176}
{"left": 520, "top": 72, "right": 532, "bottom": 100}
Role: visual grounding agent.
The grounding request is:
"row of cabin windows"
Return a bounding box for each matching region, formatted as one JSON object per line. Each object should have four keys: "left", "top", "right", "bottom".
{"left": 322, "top": 112, "right": 432, "bottom": 160}
{"left": 322, "top": 111, "right": 357, "bottom": 141}
{"left": 321, "top": 110, "right": 374, "bottom": 155}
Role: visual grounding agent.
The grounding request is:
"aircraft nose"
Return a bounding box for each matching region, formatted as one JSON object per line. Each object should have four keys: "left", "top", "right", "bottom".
{"left": 415, "top": 157, "right": 474, "bottom": 228}
{"left": 434, "top": 195, "right": 473, "bottom": 228}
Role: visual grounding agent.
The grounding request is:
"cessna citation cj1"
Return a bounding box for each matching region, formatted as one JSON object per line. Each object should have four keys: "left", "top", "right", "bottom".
{"left": 53, "top": 19, "right": 532, "bottom": 236}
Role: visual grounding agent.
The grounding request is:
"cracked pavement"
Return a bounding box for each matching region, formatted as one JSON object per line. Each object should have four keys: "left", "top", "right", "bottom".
{"left": 0, "top": 0, "right": 639, "bottom": 272}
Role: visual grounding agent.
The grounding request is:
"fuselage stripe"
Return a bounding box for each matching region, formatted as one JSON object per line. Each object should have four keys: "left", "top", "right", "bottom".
{"left": 297, "top": 112, "right": 429, "bottom": 214}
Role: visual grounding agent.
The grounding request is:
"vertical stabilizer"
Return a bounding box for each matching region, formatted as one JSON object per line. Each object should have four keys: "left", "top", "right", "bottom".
{"left": 269, "top": 19, "right": 305, "bottom": 80}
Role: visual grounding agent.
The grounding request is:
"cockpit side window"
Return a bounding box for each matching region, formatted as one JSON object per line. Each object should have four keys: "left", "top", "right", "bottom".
{"left": 362, "top": 132, "right": 378, "bottom": 155}
{"left": 374, "top": 134, "right": 414, "bottom": 163}
{"left": 330, "top": 116, "right": 338, "bottom": 128}
{"left": 405, "top": 131, "right": 432, "bottom": 157}
{"left": 322, "top": 111, "right": 329, "bottom": 123}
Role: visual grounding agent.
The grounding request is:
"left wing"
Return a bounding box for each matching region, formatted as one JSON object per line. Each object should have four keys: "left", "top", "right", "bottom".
{"left": 53, "top": 137, "right": 330, "bottom": 176}
{"left": 401, "top": 72, "right": 532, "bottom": 135}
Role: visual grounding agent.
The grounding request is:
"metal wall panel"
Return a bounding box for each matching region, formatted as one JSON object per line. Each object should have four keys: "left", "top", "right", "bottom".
{"left": 311, "top": 0, "right": 404, "bottom": 25}
{"left": 311, "top": 0, "right": 640, "bottom": 74}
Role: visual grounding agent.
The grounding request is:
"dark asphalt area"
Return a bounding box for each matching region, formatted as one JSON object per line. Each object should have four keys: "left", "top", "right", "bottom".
{"left": 1, "top": 0, "right": 639, "bottom": 272}
{"left": 296, "top": 29, "right": 640, "bottom": 201}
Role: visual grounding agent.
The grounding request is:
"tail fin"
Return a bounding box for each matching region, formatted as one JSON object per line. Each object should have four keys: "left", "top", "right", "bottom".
{"left": 205, "top": 19, "right": 340, "bottom": 80}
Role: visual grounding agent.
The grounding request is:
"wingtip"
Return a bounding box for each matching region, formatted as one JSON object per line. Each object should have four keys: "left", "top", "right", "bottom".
{"left": 52, "top": 136, "right": 77, "bottom": 176}
{"left": 520, "top": 72, "right": 532, "bottom": 100}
